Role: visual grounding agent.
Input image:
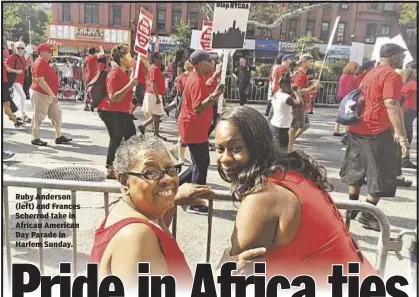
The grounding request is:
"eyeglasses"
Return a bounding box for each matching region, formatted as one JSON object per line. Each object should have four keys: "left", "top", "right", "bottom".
{"left": 125, "top": 164, "right": 182, "bottom": 181}
{"left": 17, "top": 47, "right": 24, "bottom": 50}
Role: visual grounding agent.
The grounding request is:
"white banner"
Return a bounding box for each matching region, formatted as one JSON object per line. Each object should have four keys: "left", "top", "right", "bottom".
{"left": 371, "top": 37, "right": 391, "bottom": 65}
{"left": 134, "top": 8, "right": 153, "bottom": 56}
{"left": 350, "top": 42, "right": 365, "bottom": 64}
{"left": 211, "top": 2, "right": 250, "bottom": 49}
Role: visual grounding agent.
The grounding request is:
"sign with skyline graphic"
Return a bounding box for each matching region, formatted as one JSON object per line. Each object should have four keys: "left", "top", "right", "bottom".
{"left": 211, "top": 2, "right": 250, "bottom": 49}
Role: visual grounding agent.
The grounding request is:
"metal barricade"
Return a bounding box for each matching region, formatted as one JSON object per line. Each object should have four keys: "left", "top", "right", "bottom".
{"left": 316, "top": 81, "right": 339, "bottom": 107}
{"left": 2, "top": 176, "right": 404, "bottom": 283}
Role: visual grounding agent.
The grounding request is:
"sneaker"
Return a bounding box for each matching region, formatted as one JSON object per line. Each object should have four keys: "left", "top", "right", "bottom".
{"left": 182, "top": 160, "right": 192, "bottom": 167}
{"left": 308, "top": 111, "right": 314, "bottom": 115}
{"left": 31, "top": 138, "right": 48, "bottom": 146}
{"left": 402, "top": 159, "right": 417, "bottom": 169}
{"left": 14, "top": 120, "right": 24, "bottom": 128}
{"left": 341, "top": 134, "right": 349, "bottom": 145}
{"left": 396, "top": 177, "right": 412, "bottom": 187}
{"left": 55, "top": 136, "right": 73, "bottom": 144}
{"left": 132, "top": 115, "right": 138, "bottom": 120}
{"left": 333, "top": 132, "right": 343, "bottom": 137}
{"left": 164, "top": 107, "right": 170, "bottom": 117}
{"left": 355, "top": 211, "right": 380, "bottom": 232}
{"left": 138, "top": 124, "right": 145, "bottom": 135}
{"left": 186, "top": 205, "right": 209, "bottom": 215}
{"left": 84, "top": 106, "right": 90, "bottom": 111}
{"left": 23, "top": 116, "right": 31, "bottom": 124}
{"left": 3, "top": 151, "right": 15, "bottom": 160}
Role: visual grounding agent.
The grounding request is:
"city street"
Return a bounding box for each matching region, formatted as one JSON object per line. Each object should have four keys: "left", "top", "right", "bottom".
{"left": 2, "top": 100, "right": 417, "bottom": 282}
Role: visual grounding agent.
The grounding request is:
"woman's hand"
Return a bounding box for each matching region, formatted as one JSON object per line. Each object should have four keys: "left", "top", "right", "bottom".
{"left": 129, "top": 77, "right": 138, "bottom": 87}
{"left": 216, "top": 247, "right": 266, "bottom": 275}
{"left": 174, "top": 183, "right": 213, "bottom": 205}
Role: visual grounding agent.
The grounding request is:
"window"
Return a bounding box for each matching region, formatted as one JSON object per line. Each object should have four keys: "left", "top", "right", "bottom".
{"left": 320, "top": 21, "right": 329, "bottom": 42}
{"left": 110, "top": 5, "right": 121, "bottom": 26}
{"left": 189, "top": 12, "right": 199, "bottom": 30}
{"left": 62, "top": 3, "right": 71, "bottom": 22}
{"left": 172, "top": 10, "right": 181, "bottom": 31}
{"left": 264, "top": 29, "right": 272, "bottom": 39}
{"left": 369, "top": 3, "right": 383, "bottom": 11}
{"left": 157, "top": 7, "right": 166, "bottom": 31}
{"left": 306, "top": 20, "right": 315, "bottom": 37}
{"left": 383, "top": 3, "right": 396, "bottom": 11}
{"left": 289, "top": 19, "right": 297, "bottom": 40}
{"left": 340, "top": 3, "right": 349, "bottom": 10}
{"left": 85, "top": 4, "right": 99, "bottom": 24}
{"left": 366, "top": 24, "right": 377, "bottom": 39}
{"left": 336, "top": 22, "right": 346, "bottom": 43}
{"left": 380, "top": 25, "right": 390, "bottom": 36}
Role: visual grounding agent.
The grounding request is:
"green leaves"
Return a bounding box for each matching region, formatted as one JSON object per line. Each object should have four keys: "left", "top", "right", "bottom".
{"left": 399, "top": 3, "right": 417, "bottom": 31}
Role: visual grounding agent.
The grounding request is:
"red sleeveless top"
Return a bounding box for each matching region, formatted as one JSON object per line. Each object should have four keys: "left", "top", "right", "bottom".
{"left": 264, "top": 170, "right": 376, "bottom": 285}
{"left": 90, "top": 216, "right": 192, "bottom": 288}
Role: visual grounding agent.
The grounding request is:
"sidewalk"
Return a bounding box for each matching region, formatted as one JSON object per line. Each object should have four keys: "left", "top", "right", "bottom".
{"left": 2, "top": 100, "right": 417, "bottom": 280}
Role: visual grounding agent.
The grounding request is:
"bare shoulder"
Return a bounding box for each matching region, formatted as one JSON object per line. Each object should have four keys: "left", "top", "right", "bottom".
{"left": 114, "top": 222, "right": 159, "bottom": 248}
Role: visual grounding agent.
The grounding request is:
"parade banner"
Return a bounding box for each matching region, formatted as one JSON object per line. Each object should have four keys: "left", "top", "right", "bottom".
{"left": 350, "top": 42, "right": 365, "bottom": 64}
{"left": 133, "top": 7, "right": 153, "bottom": 78}
{"left": 211, "top": 2, "right": 250, "bottom": 49}
{"left": 199, "top": 21, "right": 213, "bottom": 51}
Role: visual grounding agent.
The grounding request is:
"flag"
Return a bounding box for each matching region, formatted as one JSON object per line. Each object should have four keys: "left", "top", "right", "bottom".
{"left": 155, "top": 35, "right": 160, "bottom": 53}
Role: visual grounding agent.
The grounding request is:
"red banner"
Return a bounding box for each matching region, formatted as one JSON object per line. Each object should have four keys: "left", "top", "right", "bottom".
{"left": 134, "top": 8, "right": 153, "bottom": 56}
{"left": 200, "top": 21, "right": 213, "bottom": 51}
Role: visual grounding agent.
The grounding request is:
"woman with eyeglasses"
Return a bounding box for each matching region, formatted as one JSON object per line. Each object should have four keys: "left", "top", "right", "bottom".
{"left": 5, "top": 41, "right": 31, "bottom": 123}
{"left": 214, "top": 106, "right": 376, "bottom": 286}
{"left": 97, "top": 44, "right": 137, "bottom": 179}
{"left": 90, "top": 135, "right": 265, "bottom": 292}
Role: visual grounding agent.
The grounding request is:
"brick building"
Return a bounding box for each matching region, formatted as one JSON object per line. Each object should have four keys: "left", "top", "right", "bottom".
{"left": 49, "top": 2, "right": 205, "bottom": 54}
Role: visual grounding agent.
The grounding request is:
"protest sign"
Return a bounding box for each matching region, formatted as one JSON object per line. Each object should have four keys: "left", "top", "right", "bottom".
{"left": 211, "top": 2, "right": 250, "bottom": 49}
{"left": 350, "top": 42, "right": 365, "bottom": 64}
{"left": 371, "top": 37, "right": 391, "bottom": 65}
{"left": 133, "top": 8, "right": 153, "bottom": 78}
{"left": 200, "top": 21, "right": 213, "bottom": 51}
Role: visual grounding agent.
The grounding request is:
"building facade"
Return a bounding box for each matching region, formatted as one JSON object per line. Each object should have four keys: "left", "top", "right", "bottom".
{"left": 50, "top": 2, "right": 205, "bottom": 54}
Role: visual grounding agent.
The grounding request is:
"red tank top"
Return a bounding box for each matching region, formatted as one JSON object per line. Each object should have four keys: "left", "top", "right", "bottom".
{"left": 89, "top": 216, "right": 192, "bottom": 288}
{"left": 264, "top": 170, "right": 376, "bottom": 286}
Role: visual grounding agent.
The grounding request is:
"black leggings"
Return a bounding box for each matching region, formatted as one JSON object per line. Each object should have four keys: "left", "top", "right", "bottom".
{"left": 179, "top": 142, "right": 210, "bottom": 185}
{"left": 98, "top": 110, "right": 136, "bottom": 167}
{"left": 404, "top": 108, "right": 417, "bottom": 145}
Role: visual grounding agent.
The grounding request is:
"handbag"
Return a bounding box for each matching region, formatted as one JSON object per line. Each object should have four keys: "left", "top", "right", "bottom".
{"left": 9, "top": 88, "right": 18, "bottom": 113}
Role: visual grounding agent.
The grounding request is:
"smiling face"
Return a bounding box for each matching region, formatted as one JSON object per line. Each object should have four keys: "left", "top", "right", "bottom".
{"left": 215, "top": 121, "right": 250, "bottom": 181}
{"left": 126, "top": 149, "right": 179, "bottom": 218}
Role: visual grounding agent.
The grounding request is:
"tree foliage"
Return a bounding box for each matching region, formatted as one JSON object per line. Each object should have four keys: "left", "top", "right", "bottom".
{"left": 399, "top": 3, "right": 417, "bottom": 31}
{"left": 3, "top": 3, "right": 49, "bottom": 44}
{"left": 167, "top": 21, "right": 192, "bottom": 56}
{"left": 295, "top": 36, "right": 322, "bottom": 59}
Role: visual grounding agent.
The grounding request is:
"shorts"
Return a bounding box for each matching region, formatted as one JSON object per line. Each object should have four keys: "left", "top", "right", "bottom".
{"left": 142, "top": 93, "right": 164, "bottom": 116}
{"left": 133, "top": 84, "right": 145, "bottom": 106}
{"left": 291, "top": 108, "right": 309, "bottom": 129}
{"left": 2, "top": 83, "right": 11, "bottom": 102}
{"left": 270, "top": 125, "right": 289, "bottom": 152}
{"left": 339, "top": 129, "right": 398, "bottom": 197}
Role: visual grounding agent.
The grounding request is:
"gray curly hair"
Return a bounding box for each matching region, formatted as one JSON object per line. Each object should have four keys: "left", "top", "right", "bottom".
{"left": 113, "top": 135, "right": 169, "bottom": 175}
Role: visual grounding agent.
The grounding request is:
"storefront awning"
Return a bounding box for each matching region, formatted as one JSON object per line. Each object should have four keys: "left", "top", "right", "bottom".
{"left": 47, "top": 38, "right": 120, "bottom": 50}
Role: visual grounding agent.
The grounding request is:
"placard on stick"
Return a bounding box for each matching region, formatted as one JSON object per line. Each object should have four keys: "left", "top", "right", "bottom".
{"left": 211, "top": 3, "right": 250, "bottom": 49}
{"left": 200, "top": 21, "right": 213, "bottom": 51}
{"left": 133, "top": 8, "right": 153, "bottom": 78}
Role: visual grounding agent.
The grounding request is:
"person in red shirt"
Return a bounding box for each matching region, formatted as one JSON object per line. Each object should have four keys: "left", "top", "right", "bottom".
{"left": 178, "top": 50, "right": 224, "bottom": 214}
{"left": 2, "top": 61, "right": 23, "bottom": 128}
{"left": 97, "top": 44, "right": 137, "bottom": 179}
{"left": 340, "top": 44, "right": 409, "bottom": 231}
{"left": 288, "top": 53, "right": 320, "bottom": 152}
{"left": 138, "top": 53, "right": 166, "bottom": 140}
{"left": 6, "top": 41, "right": 31, "bottom": 123}
{"left": 400, "top": 67, "right": 417, "bottom": 168}
{"left": 334, "top": 61, "right": 360, "bottom": 136}
{"left": 83, "top": 47, "right": 104, "bottom": 111}
{"left": 30, "top": 44, "right": 72, "bottom": 146}
{"left": 215, "top": 106, "right": 375, "bottom": 286}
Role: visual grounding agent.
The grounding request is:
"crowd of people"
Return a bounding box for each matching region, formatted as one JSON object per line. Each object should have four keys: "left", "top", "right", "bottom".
{"left": 2, "top": 38, "right": 417, "bottom": 288}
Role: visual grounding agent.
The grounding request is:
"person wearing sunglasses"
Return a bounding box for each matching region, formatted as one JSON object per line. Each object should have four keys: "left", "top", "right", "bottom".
{"left": 30, "top": 43, "right": 72, "bottom": 146}
{"left": 90, "top": 135, "right": 265, "bottom": 291}
{"left": 5, "top": 41, "right": 31, "bottom": 123}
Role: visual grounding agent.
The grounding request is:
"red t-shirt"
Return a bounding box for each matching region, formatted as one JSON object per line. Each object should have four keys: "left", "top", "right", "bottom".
{"left": 100, "top": 67, "right": 132, "bottom": 113}
{"left": 337, "top": 73, "right": 357, "bottom": 98}
{"left": 350, "top": 65, "right": 403, "bottom": 136}
{"left": 31, "top": 57, "right": 59, "bottom": 96}
{"left": 272, "top": 65, "right": 287, "bottom": 95}
{"left": 292, "top": 68, "right": 310, "bottom": 107}
{"left": 204, "top": 69, "right": 219, "bottom": 94}
{"left": 136, "top": 60, "right": 148, "bottom": 85}
{"left": 176, "top": 72, "right": 190, "bottom": 93}
{"left": 3, "top": 62, "right": 8, "bottom": 83}
{"left": 6, "top": 54, "right": 26, "bottom": 85}
{"left": 178, "top": 71, "right": 212, "bottom": 144}
{"left": 145, "top": 64, "right": 165, "bottom": 95}
{"left": 84, "top": 55, "right": 98, "bottom": 83}
{"left": 401, "top": 80, "right": 417, "bottom": 112}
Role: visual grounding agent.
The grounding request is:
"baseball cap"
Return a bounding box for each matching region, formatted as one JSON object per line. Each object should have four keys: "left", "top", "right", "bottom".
{"left": 361, "top": 60, "right": 376, "bottom": 70}
{"left": 282, "top": 54, "right": 295, "bottom": 62}
{"left": 189, "top": 50, "right": 218, "bottom": 65}
{"left": 298, "top": 53, "right": 314, "bottom": 63}
{"left": 36, "top": 43, "right": 55, "bottom": 53}
{"left": 380, "top": 43, "right": 406, "bottom": 58}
